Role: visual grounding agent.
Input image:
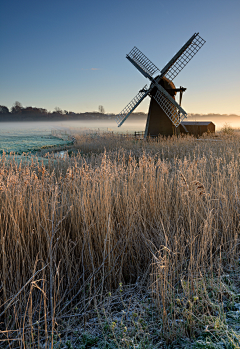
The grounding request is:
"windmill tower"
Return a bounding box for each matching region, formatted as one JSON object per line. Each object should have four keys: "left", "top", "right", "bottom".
{"left": 115, "top": 33, "right": 206, "bottom": 137}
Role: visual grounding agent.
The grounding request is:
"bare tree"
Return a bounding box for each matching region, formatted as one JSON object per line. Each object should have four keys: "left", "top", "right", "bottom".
{"left": 54, "top": 107, "right": 63, "bottom": 115}
{"left": 98, "top": 105, "right": 105, "bottom": 114}
{"left": 11, "top": 101, "right": 23, "bottom": 114}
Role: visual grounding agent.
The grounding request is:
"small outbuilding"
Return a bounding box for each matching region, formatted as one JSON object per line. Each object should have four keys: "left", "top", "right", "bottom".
{"left": 179, "top": 121, "right": 215, "bottom": 136}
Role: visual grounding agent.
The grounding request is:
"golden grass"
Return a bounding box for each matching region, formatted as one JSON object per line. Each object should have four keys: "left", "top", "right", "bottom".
{"left": 0, "top": 132, "right": 240, "bottom": 346}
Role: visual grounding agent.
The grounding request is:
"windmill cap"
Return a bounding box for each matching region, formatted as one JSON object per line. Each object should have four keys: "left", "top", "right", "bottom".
{"left": 159, "top": 76, "right": 177, "bottom": 97}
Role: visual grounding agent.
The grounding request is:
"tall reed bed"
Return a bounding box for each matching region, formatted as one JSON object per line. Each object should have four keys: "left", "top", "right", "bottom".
{"left": 0, "top": 132, "right": 240, "bottom": 346}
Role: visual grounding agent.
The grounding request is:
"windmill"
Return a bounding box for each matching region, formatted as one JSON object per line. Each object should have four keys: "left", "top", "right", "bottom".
{"left": 115, "top": 33, "right": 206, "bottom": 137}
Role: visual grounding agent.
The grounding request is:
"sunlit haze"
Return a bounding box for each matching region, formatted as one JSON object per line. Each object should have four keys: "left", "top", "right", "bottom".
{"left": 1, "top": 0, "right": 240, "bottom": 116}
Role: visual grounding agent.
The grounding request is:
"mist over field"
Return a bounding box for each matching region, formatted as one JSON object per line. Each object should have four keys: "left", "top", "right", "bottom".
{"left": 122, "top": 112, "right": 240, "bottom": 130}
{"left": 0, "top": 113, "right": 239, "bottom": 132}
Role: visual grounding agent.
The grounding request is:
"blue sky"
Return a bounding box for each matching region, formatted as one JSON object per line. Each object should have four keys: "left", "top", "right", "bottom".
{"left": 1, "top": 0, "right": 240, "bottom": 115}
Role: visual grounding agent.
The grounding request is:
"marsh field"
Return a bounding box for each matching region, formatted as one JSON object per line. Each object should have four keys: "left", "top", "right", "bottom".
{"left": 1, "top": 128, "right": 240, "bottom": 348}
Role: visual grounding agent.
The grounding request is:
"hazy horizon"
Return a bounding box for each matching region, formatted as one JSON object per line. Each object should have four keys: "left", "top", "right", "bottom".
{"left": 0, "top": 114, "right": 240, "bottom": 137}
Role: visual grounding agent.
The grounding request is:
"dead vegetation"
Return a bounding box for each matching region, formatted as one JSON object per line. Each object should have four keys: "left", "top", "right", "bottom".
{"left": 0, "top": 132, "right": 240, "bottom": 348}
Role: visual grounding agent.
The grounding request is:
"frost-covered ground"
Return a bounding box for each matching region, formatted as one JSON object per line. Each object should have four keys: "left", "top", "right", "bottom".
{"left": 0, "top": 119, "right": 145, "bottom": 155}
{"left": 0, "top": 122, "right": 74, "bottom": 154}
{"left": 0, "top": 133, "right": 73, "bottom": 154}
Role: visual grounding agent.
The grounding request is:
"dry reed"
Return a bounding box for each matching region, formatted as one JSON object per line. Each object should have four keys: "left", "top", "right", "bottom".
{"left": 0, "top": 132, "right": 240, "bottom": 346}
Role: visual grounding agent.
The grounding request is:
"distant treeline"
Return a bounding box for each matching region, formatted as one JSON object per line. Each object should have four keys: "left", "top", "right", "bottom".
{"left": 0, "top": 102, "right": 239, "bottom": 121}
{"left": 0, "top": 101, "right": 147, "bottom": 121}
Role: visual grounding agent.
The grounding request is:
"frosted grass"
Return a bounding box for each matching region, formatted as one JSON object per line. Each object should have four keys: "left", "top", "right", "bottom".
{"left": 0, "top": 123, "right": 73, "bottom": 154}
{"left": 0, "top": 134, "right": 72, "bottom": 154}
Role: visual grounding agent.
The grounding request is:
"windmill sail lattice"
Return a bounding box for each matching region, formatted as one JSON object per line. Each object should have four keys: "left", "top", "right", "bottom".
{"left": 116, "top": 85, "right": 149, "bottom": 127}
{"left": 161, "top": 33, "right": 206, "bottom": 81}
{"left": 126, "top": 47, "right": 160, "bottom": 79}
{"left": 153, "top": 90, "right": 187, "bottom": 127}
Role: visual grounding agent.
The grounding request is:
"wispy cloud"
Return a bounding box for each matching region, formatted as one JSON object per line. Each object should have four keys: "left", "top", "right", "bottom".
{"left": 81, "top": 68, "right": 100, "bottom": 71}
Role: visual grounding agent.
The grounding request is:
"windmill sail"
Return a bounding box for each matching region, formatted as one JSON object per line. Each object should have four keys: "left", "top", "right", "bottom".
{"left": 126, "top": 47, "right": 160, "bottom": 80}
{"left": 153, "top": 89, "right": 187, "bottom": 127}
{"left": 160, "top": 33, "right": 206, "bottom": 81}
{"left": 116, "top": 85, "right": 149, "bottom": 127}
